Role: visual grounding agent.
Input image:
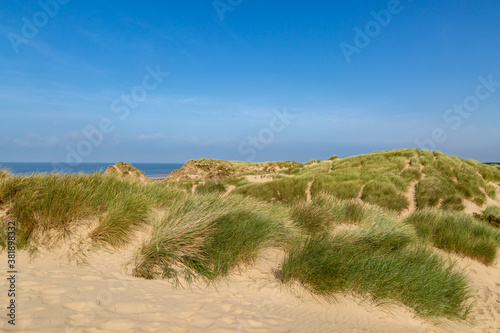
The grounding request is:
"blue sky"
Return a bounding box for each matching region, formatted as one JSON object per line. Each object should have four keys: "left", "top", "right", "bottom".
{"left": 1, "top": 0, "right": 499, "bottom": 163}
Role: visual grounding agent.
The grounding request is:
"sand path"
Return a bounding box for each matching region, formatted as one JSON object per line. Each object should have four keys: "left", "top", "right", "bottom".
{"left": 464, "top": 182, "right": 500, "bottom": 215}
{"left": 305, "top": 181, "right": 313, "bottom": 203}
{"left": 400, "top": 180, "right": 419, "bottom": 220}
{"left": 399, "top": 158, "right": 411, "bottom": 175}
{"left": 224, "top": 185, "right": 236, "bottom": 196}
{"left": 357, "top": 184, "right": 366, "bottom": 201}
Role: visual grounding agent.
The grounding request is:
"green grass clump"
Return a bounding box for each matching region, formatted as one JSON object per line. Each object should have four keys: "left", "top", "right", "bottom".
{"left": 412, "top": 151, "right": 499, "bottom": 207}
{"left": 133, "top": 193, "right": 298, "bottom": 282}
{"left": 309, "top": 195, "right": 367, "bottom": 225}
{"left": 474, "top": 213, "right": 500, "bottom": 229}
{"left": 291, "top": 194, "right": 415, "bottom": 245}
{"left": 280, "top": 232, "right": 471, "bottom": 319}
{"left": 330, "top": 199, "right": 365, "bottom": 225}
{"left": 195, "top": 181, "right": 226, "bottom": 194}
{"left": 235, "top": 180, "right": 250, "bottom": 187}
{"left": 282, "top": 167, "right": 301, "bottom": 175}
{"left": 361, "top": 180, "right": 409, "bottom": 212}
{"left": 474, "top": 206, "right": 500, "bottom": 229}
{"left": 415, "top": 177, "right": 443, "bottom": 209}
{"left": 401, "top": 166, "right": 421, "bottom": 182}
{"left": 290, "top": 201, "right": 332, "bottom": 233}
{"left": 0, "top": 173, "right": 181, "bottom": 250}
{"left": 165, "top": 180, "right": 194, "bottom": 192}
{"left": 441, "top": 195, "right": 465, "bottom": 211}
{"left": 485, "top": 184, "right": 497, "bottom": 199}
{"left": 484, "top": 205, "right": 500, "bottom": 218}
{"left": 232, "top": 178, "right": 309, "bottom": 205}
{"left": 310, "top": 177, "right": 361, "bottom": 200}
{"left": 90, "top": 197, "right": 150, "bottom": 248}
{"left": 405, "top": 209, "right": 500, "bottom": 265}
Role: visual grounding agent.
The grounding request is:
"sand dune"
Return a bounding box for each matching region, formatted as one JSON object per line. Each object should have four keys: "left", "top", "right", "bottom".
{"left": 2, "top": 151, "right": 500, "bottom": 332}
{"left": 1, "top": 245, "right": 499, "bottom": 333}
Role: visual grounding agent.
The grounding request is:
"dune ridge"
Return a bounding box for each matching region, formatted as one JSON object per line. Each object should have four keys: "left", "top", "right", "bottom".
{"left": 1, "top": 148, "right": 500, "bottom": 332}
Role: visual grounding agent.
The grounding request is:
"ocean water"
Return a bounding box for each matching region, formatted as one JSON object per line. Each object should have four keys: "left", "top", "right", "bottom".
{"left": 0, "top": 162, "right": 184, "bottom": 176}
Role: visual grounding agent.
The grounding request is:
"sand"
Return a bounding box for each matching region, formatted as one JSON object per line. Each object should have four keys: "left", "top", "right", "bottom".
{"left": 400, "top": 180, "right": 419, "bottom": 220}
{"left": 1, "top": 243, "right": 500, "bottom": 333}
{"left": 463, "top": 182, "right": 500, "bottom": 215}
{"left": 243, "top": 175, "right": 276, "bottom": 183}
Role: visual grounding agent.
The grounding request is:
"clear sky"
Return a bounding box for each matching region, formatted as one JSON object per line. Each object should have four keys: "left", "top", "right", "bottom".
{"left": 1, "top": 0, "right": 499, "bottom": 164}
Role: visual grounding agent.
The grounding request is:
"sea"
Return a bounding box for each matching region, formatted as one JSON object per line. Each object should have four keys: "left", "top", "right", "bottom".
{"left": 0, "top": 162, "right": 184, "bottom": 176}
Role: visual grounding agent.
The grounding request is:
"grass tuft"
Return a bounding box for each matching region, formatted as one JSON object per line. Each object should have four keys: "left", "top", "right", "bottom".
{"left": 405, "top": 209, "right": 500, "bottom": 265}
{"left": 290, "top": 201, "right": 332, "bottom": 233}
{"left": 484, "top": 205, "right": 500, "bottom": 218}
{"left": 416, "top": 177, "right": 443, "bottom": 209}
{"left": 90, "top": 198, "right": 150, "bottom": 248}
{"left": 280, "top": 232, "right": 471, "bottom": 319}
{"left": 194, "top": 181, "right": 226, "bottom": 194}
{"left": 0, "top": 173, "right": 182, "bottom": 250}
{"left": 362, "top": 180, "right": 409, "bottom": 212}
{"left": 133, "top": 194, "right": 298, "bottom": 283}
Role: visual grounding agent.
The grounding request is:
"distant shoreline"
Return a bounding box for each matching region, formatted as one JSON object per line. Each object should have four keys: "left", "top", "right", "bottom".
{"left": 0, "top": 162, "right": 184, "bottom": 176}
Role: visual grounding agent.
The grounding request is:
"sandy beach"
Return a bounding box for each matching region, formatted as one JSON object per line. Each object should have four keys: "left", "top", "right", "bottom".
{"left": 1, "top": 244, "right": 499, "bottom": 333}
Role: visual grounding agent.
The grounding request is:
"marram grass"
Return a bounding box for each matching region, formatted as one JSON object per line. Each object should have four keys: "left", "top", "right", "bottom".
{"left": 405, "top": 209, "right": 500, "bottom": 265}
{"left": 484, "top": 205, "right": 500, "bottom": 219}
{"left": 0, "top": 172, "right": 182, "bottom": 250}
{"left": 133, "top": 193, "right": 299, "bottom": 283}
{"left": 280, "top": 232, "right": 471, "bottom": 319}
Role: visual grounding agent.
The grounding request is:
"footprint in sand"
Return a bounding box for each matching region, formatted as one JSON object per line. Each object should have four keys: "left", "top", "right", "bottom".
{"left": 19, "top": 281, "right": 39, "bottom": 287}
{"left": 175, "top": 312, "right": 196, "bottom": 320}
{"left": 62, "top": 302, "right": 96, "bottom": 312}
{"left": 110, "top": 302, "right": 149, "bottom": 315}
{"left": 28, "top": 285, "right": 44, "bottom": 291}
{"left": 80, "top": 275, "right": 103, "bottom": 281}
{"left": 41, "top": 288, "right": 66, "bottom": 295}
{"left": 191, "top": 317, "right": 216, "bottom": 329}
{"left": 19, "top": 307, "right": 45, "bottom": 314}
{"left": 220, "top": 316, "right": 238, "bottom": 325}
{"left": 20, "top": 281, "right": 44, "bottom": 291}
{"left": 65, "top": 313, "right": 91, "bottom": 327}
{"left": 162, "top": 294, "right": 184, "bottom": 300}
{"left": 97, "top": 319, "right": 136, "bottom": 331}
{"left": 140, "top": 322, "right": 162, "bottom": 333}
{"left": 39, "top": 295, "right": 62, "bottom": 305}
{"left": 221, "top": 303, "right": 236, "bottom": 313}
{"left": 76, "top": 286, "right": 96, "bottom": 291}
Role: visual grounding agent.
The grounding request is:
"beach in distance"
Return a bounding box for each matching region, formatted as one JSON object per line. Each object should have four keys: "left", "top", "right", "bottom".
{"left": 1, "top": 148, "right": 500, "bottom": 332}
{"left": 0, "top": 162, "right": 184, "bottom": 176}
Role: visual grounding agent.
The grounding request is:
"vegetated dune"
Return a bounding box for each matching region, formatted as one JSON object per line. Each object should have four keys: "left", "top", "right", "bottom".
{"left": 166, "top": 158, "right": 300, "bottom": 181}
{"left": 1, "top": 148, "right": 500, "bottom": 332}
{"left": 103, "top": 161, "right": 152, "bottom": 183}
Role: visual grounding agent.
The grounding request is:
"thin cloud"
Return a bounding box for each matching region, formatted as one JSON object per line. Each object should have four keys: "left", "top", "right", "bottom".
{"left": 138, "top": 133, "right": 166, "bottom": 142}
